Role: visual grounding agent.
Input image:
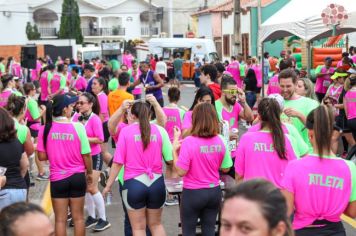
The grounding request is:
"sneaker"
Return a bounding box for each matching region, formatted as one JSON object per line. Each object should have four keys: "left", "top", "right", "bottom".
{"left": 68, "top": 219, "right": 74, "bottom": 227}
{"left": 36, "top": 173, "right": 49, "bottom": 181}
{"left": 93, "top": 218, "right": 111, "bottom": 232}
{"left": 67, "top": 213, "right": 72, "bottom": 222}
{"left": 165, "top": 197, "right": 179, "bottom": 206}
{"left": 100, "top": 170, "right": 109, "bottom": 188}
{"left": 85, "top": 216, "right": 98, "bottom": 229}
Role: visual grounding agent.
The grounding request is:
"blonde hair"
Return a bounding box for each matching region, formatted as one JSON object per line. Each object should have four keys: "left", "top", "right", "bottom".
{"left": 297, "top": 78, "right": 317, "bottom": 100}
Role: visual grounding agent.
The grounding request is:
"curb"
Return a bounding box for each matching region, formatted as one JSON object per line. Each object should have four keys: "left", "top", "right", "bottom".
{"left": 40, "top": 183, "right": 53, "bottom": 216}
{"left": 341, "top": 214, "right": 356, "bottom": 228}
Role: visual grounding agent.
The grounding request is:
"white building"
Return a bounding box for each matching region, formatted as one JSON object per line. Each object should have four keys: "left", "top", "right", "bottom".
{"left": 0, "top": 0, "right": 162, "bottom": 45}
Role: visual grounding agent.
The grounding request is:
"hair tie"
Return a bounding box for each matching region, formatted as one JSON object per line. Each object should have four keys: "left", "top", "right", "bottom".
{"left": 50, "top": 100, "right": 54, "bottom": 104}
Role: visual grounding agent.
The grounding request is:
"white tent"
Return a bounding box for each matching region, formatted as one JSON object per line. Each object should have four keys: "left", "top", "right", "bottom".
{"left": 259, "top": 0, "right": 356, "bottom": 43}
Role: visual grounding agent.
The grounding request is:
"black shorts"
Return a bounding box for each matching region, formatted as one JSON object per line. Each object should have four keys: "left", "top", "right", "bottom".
{"left": 50, "top": 173, "right": 86, "bottom": 198}
{"left": 334, "top": 116, "right": 351, "bottom": 133}
{"left": 122, "top": 174, "right": 166, "bottom": 210}
{"left": 92, "top": 153, "right": 103, "bottom": 171}
{"left": 295, "top": 220, "right": 345, "bottom": 236}
{"left": 103, "top": 121, "right": 110, "bottom": 143}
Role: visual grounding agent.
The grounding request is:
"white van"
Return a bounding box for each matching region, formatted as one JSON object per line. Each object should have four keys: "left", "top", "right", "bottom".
{"left": 148, "top": 38, "right": 219, "bottom": 62}
{"left": 77, "top": 46, "right": 102, "bottom": 61}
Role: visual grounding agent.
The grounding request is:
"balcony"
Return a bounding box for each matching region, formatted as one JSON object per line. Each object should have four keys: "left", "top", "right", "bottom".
{"left": 81, "top": 27, "right": 125, "bottom": 37}
{"left": 39, "top": 28, "right": 57, "bottom": 38}
{"left": 141, "top": 27, "right": 159, "bottom": 36}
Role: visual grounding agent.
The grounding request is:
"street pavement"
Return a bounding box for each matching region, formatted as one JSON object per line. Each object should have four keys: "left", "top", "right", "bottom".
{"left": 29, "top": 83, "right": 355, "bottom": 235}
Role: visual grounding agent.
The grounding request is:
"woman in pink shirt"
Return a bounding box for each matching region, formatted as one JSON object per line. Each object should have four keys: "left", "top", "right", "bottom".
{"left": 37, "top": 94, "right": 93, "bottom": 236}
{"left": 72, "top": 92, "right": 111, "bottom": 231}
{"left": 282, "top": 106, "right": 356, "bottom": 235}
{"left": 173, "top": 103, "right": 232, "bottom": 236}
{"left": 235, "top": 98, "right": 299, "bottom": 188}
{"left": 182, "top": 86, "right": 215, "bottom": 138}
{"left": 103, "top": 100, "right": 172, "bottom": 236}
{"left": 92, "top": 77, "right": 112, "bottom": 167}
{"left": 49, "top": 64, "right": 66, "bottom": 98}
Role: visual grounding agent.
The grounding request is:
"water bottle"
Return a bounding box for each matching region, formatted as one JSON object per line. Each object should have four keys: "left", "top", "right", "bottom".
{"left": 106, "top": 192, "right": 112, "bottom": 205}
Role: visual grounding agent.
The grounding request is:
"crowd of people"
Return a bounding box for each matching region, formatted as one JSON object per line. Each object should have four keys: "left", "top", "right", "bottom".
{"left": 0, "top": 46, "right": 355, "bottom": 236}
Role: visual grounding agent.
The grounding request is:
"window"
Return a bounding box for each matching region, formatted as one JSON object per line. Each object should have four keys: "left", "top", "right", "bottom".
{"left": 223, "top": 34, "right": 230, "bottom": 56}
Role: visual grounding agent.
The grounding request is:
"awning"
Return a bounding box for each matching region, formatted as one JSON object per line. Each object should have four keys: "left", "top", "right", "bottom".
{"left": 33, "top": 8, "right": 58, "bottom": 21}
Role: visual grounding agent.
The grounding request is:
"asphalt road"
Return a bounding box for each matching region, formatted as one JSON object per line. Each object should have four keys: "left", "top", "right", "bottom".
{"left": 29, "top": 84, "right": 355, "bottom": 236}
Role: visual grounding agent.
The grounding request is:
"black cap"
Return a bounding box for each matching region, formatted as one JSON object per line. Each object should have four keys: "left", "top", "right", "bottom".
{"left": 325, "top": 56, "right": 333, "bottom": 62}
{"left": 52, "top": 94, "right": 78, "bottom": 112}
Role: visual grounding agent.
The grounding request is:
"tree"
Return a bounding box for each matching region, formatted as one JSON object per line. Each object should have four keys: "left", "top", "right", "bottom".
{"left": 25, "top": 22, "right": 41, "bottom": 40}
{"left": 58, "top": 0, "right": 83, "bottom": 44}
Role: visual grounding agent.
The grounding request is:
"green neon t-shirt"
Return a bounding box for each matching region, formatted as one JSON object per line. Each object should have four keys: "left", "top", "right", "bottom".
{"left": 73, "top": 122, "right": 91, "bottom": 155}
{"left": 0, "top": 63, "right": 5, "bottom": 73}
{"left": 218, "top": 135, "right": 233, "bottom": 169}
{"left": 345, "top": 160, "right": 356, "bottom": 202}
{"left": 284, "top": 122, "right": 309, "bottom": 157}
{"left": 60, "top": 74, "right": 66, "bottom": 89}
{"left": 281, "top": 96, "right": 319, "bottom": 151}
{"left": 14, "top": 119, "right": 28, "bottom": 144}
{"left": 27, "top": 97, "right": 40, "bottom": 120}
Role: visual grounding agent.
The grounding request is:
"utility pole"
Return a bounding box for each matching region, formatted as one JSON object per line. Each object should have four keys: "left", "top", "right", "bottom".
{"left": 233, "top": 0, "right": 241, "bottom": 56}
{"left": 148, "top": 0, "right": 153, "bottom": 38}
{"left": 168, "top": 0, "right": 173, "bottom": 37}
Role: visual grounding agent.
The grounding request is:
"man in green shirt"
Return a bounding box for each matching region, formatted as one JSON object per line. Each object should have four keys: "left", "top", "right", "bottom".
{"left": 279, "top": 68, "right": 319, "bottom": 151}
{"left": 173, "top": 54, "right": 183, "bottom": 81}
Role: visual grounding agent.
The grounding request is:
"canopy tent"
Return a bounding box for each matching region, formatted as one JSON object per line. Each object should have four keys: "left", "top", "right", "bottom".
{"left": 259, "top": 0, "right": 356, "bottom": 43}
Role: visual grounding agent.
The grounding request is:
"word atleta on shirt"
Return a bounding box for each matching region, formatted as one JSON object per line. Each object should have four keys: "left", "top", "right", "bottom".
{"left": 37, "top": 121, "right": 91, "bottom": 182}
{"left": 282, "top": 154, "right": 356, "bottom": 230}
{"left": 177, "top": 135, "right": 232, "bottom": 190}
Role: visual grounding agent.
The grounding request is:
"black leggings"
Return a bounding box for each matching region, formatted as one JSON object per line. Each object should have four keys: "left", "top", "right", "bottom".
{"left": 181, "top": 187, "right": 221, "bottom": 236}
{"left": 295, "top": 221, "right": 345, "bottom": 236}
{"left": 347, "top": 118, "right": 356, "bottom": 140}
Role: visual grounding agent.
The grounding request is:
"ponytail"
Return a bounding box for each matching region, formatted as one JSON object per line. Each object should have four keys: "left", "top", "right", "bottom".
{"left": 131, "top": 102, "right": 151, "bottom": 150}
{"left": 258, "top": 98, "right": 286, "bottom": 160}
{"left": 43, "top": 100, "right": 53, "bottom": 149}
{"left": 306, "top": 105, "right": 334, "bottom": 157}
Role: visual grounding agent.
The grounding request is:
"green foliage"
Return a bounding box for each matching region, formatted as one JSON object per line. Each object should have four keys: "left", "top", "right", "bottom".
{"left": 58, "top": 0, "right": 83, "bottom": 44}
{"left": 25, "top": 22, "right": 41, "bottom": 40}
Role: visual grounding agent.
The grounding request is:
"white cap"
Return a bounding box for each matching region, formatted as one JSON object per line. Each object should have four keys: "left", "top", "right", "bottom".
{"left": 268, "top": 93, "right": 285, "bottom": 110}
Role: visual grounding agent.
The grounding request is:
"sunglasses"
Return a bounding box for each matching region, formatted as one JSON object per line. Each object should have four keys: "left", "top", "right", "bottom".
{"left": 223, "top": 89, "right": 240, "bottom": 95}
{"left": 76, "top": 101, "right": 88, "bottom": 106}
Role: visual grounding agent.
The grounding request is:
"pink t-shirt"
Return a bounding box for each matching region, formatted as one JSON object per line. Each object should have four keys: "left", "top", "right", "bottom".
{"left": 50, "top": 74, "right": 65, "bottom": 95}
{"left": 11, "top": 64, "right": 22, "bottom": 77}
{"left": 352, "top": 55, "right": 356, "bottom": 64}
{"left": 182, "top": 110, "right": 193, "bottom": 131}
{"left": 97, "top": 92, "right": 109, "bottom": 122}
{"left": 31, "top": 61, "right": 42, "bottom": 81}
{"left": 226, "top": 61, "right": 242, "bottom": 88}
{"left": 72, "top": 113, "right": 104, "bottom": 155}
{"left": 344, "top": 89, "right": 356, "bottom": 120}
{"left": 177, "top": 135, "right": 232, "bottom": 189}
{"left": 267, "top": 75, "right": 281, "bottom": 96}
{"left": 315, "top": 66, "right": 335, "bottom": 94}
{"left": 132, "top": 70, "right": 142, "bottom": 95}
{"left": 39, "top": 71, "right": 50, "bottom": 101}
{"left": 123, "top": 54, "right": 133, "bottom": 69}
{"left": 251, "top": 64, "right": 262, "bottom": 88}
{"left": 36, "top": 122, "right": 91, "bottom": 181}
{"left": 235, "top": 130, "right": 298, "bottom": 188}
{"left": 0, "top": 89, "right": 13, "bottom": 107}
{"left": 162, "top": 106, "right": 185, "bottom": 142}
{"left": 215, "top": 100, "right": 243, "bottom": 157}
{"left": 281, "top": 154, "right": 356, "bottom": 229}
{"left": 113, "top": 123, "right": 173, "bottom": 180}
{"left": 71, "top": 76, "right": 87, "bottom": 92}
{"left": 113, "top": 122, "right": 128, "bottom": 143}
